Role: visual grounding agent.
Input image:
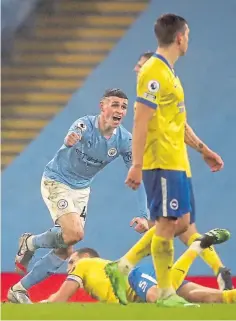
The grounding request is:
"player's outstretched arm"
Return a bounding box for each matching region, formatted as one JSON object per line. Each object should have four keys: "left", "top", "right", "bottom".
{"left": 184, "top": 123, "right": 224, "bottom": 172}
{"left": 47, "top": 280, "right": 80, "bottom": 302}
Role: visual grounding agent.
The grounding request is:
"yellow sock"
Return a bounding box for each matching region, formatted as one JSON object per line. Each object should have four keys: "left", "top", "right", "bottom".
{"left": 222, "top": 289, "right": 236, "bottom": 303}
{"left": 151, "top": 234, "right": 174, "bottom": 290}
{"left": 171, "top": 248, "right": 198, "bottom": 290}
{"left": 123, "top": 226, "right": 155, "bottom": 265}
{"left": 187, "top": 232, "right": 223, "bottom": 275}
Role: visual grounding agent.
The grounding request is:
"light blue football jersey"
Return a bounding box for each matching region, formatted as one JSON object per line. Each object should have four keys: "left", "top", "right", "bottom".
{"left": 44, "top": 115, "right": 148, "bottom": 218}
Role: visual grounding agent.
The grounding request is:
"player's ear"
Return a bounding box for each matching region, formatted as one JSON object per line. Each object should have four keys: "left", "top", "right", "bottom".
{"left": 100, "top": 100, "right": 104, "bottom": 112}
{"left": 83, "top": 253, "right": 90, "bottom": 258}
{"left": 176, "top": 32, "right": 183, "bottom": 45}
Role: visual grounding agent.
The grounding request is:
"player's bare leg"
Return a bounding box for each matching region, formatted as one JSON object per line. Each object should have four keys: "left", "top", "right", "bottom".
{"left": 179, "top": 223, "right": 233, "bottom": 290}
{"left": 57, "top": 212, "right": 84, "bottom": 245}
{"left": 178, "top": 282, "right": 236, "bottom": 303}
{"left": 146, "top": 282, "right": 236, "bottom": 304}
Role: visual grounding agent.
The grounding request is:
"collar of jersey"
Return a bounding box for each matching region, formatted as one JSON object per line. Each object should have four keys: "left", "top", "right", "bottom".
{"left": 153, "top": 53, "right": 176, "bottom": 76}
{"left": 95, "top": 116, "right": 117, "bottom": 135}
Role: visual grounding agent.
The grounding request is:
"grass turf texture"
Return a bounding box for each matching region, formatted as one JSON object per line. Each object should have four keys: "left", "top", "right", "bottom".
{"left": 1, "top": 303, "right": 236, "bottom": 320}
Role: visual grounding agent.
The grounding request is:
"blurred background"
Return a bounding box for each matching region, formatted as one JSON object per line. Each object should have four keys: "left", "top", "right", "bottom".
{"left": 1, "top": 0, "right": 236, "bottom": 301}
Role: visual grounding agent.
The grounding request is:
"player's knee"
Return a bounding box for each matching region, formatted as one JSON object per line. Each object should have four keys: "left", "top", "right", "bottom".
{"left": 180, "top": 221, "right": 189, "bottom": 234}
{"left": 156, "top": 217, "right": 177, "bottom": 238}
{"left": 176, "top": 222, "right": 189, "bottom": 236}
{"left": 72, "top": 229, "right": 84, "bottom": 243}
{"left": 178, "top": 232, "right": 189, "bottom": 245}
{"left": 54, "top": 246, "right": 74, "bottom": 260}
{"left": 58, "top": 213, "right": 84, "bottom": 245}
{"left": 62, "top": 228, "right": 84, "bottom": 245}
{"left": 176, "top": 214, "right": 190, "bottom": 236}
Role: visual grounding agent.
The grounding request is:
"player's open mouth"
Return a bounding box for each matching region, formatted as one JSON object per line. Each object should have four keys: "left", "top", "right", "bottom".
{"left": 112, "top": 116, "right": 122, "bottom": 122}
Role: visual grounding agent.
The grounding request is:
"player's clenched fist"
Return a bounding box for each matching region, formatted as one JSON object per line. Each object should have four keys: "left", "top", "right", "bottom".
{"left": 125, "top": 165, "right": 142, "bottom": 190}
{"left": 64, "top": 132, "right": 81, "bottom": 147}
{"left": 130, "top": 217, "right": 149, "bottom": 234}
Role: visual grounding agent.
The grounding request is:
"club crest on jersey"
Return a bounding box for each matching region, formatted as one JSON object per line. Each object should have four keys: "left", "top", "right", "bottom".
{"left": 170, "top": 199, "right": 179, "bottom": 210}
{"left": 108, "top": 148, "right": 117, "bottom": 157}
{"left": 148, "top": 80, "right": 160, "bottom": 93}
{"left": 77, "top": 122, "right": 87, "bottom": 131}
{"left": 57, "top": 199, "right": 68, "bottom": 210}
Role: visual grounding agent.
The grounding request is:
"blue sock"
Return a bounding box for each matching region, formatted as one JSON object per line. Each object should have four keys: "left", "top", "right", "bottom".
{"left": 21, "top": 250, "right": 66, "bottom": 290}
{"left": 32, "top": 226, "right": 67, "bottom": 249}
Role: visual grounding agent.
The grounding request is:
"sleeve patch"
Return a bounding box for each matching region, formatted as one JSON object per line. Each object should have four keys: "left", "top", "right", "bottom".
{"left": 147, "top": 80, "right": 160, "bottom": 93}
{"left": 143, "top": 92, "right": 156, "bottom": 102}
{"left": 76, "top": 122, "right": 87, "bottom": 131}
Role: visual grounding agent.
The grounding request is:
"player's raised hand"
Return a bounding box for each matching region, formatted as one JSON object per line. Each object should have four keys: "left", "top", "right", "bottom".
{"left": 125, "top": 165, "right": 142, "bottom": 190}
{"left": 203, "top": 150, "right": 224, "bottom": 172}
{"left": 64, "top": 132, "right": 81, "bottom": 147}
{"left": 130, "top": 217, "right": 149, "bottom": 234}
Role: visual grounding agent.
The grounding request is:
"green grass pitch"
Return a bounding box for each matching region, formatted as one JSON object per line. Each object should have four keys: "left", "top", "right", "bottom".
{"left": 1, "top": 303, "right": 236, "bottom": 320}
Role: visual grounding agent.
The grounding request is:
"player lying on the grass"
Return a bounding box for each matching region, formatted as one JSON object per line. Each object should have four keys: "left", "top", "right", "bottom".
{"left": 8, "top": 228, "right": 236, "bottom": 305}
{"left": 131, "top": 51, "right": 233, "bottom": 291}
{"left": 10, "top": 88, "right": 148, "bottom": 300}
{"left": 129, "top": 262, "right": 236, "bottom": 305}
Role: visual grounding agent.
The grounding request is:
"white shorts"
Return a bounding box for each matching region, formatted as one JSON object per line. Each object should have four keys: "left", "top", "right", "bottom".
{"left": 41, "top": 177, "right": 90, "bottom": 226}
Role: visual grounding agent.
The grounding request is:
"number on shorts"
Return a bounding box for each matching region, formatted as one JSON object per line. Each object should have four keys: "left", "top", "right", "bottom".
{"left": 139, "top": 280, "right": 148, "bottom": 292}
{"left": 80, "top": 206, "right": 87, "bottom": 221}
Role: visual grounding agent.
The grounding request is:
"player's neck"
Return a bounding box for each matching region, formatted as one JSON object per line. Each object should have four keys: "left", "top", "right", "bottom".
{"left": 156, "top": 47, "right": 179, "bottom": 68}
{"left": 98, "top": 116, "right": 114, "bottom": 138}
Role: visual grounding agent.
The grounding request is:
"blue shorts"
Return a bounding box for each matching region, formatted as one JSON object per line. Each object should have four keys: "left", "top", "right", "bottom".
{"left": 143, "top": 169, "right": 191, "bottom": 221}
{"left": 188, "top": 178, "right": 196, "bottom": 224}
{"left": 128, "top": 263, "right": 189, "bottom": 302}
